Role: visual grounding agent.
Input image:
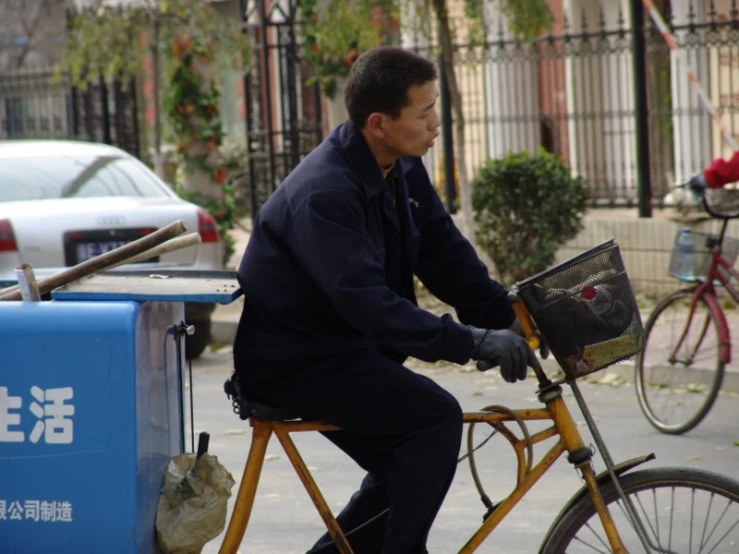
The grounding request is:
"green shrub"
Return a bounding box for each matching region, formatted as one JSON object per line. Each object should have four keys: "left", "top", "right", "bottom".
{"left": 471, "top": 149, "right": 588, "bottom": 285}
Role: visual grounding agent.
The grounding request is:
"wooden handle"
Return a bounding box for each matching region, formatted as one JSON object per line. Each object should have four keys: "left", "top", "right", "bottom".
{"left": 0, "top": 220, "right": 187, "bottom": 301}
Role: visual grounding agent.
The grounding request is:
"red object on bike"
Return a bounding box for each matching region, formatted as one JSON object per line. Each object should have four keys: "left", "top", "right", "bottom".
{"left": 703, "top": 150, "right": 739, "bottom": 188}
{"left": 580, "top": 285, "right": 597, "bottom": 300}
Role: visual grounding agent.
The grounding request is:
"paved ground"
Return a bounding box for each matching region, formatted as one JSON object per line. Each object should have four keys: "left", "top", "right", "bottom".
{"left": 191, "top": 349, "right": 739, "bottom": 554}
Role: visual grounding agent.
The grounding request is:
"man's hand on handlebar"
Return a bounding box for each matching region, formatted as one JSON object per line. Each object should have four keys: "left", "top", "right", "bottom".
{"left": 508, "top": 317, "right": 550, "bottom": 360}
{"left": 469, "top": 327, "right": 539, "bottom": 383}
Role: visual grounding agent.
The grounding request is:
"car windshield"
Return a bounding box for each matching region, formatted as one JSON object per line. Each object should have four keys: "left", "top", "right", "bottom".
{"left": 0, "top": 154, "right": 171, "bottom": 202}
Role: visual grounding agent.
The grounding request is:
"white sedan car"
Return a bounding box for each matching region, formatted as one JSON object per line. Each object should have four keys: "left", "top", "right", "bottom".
{"left": 0, "top": 139, "right": 225, "bottom": 358}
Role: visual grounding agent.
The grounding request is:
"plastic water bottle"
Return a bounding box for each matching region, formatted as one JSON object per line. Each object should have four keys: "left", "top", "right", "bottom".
{"left": 673, "top": 227, "right": 695, "bottom": 281}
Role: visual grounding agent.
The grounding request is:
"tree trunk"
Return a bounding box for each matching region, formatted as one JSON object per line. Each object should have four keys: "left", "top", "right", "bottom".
{"left": 432, "top": 0, "right": 474, "bottom": 241}
{"left": 150, "top": 16, "right": 165, "bottom": 178}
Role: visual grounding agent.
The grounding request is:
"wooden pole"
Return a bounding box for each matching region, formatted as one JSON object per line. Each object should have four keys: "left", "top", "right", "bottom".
{"left": 0, "top": 220, "right": 187, "bottom": 301}
{"left": 107, "top": 232, "right": 201, "bottom": 269}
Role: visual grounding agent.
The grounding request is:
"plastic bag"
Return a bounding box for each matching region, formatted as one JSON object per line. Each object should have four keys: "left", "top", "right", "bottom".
{"left": 156, "top": 453, "right": 236, "bottom": 554}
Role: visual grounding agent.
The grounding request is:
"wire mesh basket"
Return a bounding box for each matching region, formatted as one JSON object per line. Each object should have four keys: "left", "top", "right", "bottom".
{"left": 705, "top": 188, "right": 739, "bottom": 218}
{"left": 667, "top": 229, "right": 739, "bottom": 282}
{"left": 514, "top": 239, "right": 645, "bottom": 379}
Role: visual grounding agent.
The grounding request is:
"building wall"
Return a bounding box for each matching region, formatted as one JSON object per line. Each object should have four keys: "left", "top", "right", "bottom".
{"left": 0, "top": 0, "right": 70, "bottom": 70}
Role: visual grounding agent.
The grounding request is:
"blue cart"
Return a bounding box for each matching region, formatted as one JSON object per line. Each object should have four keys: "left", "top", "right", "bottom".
{"left": 0, "top": 271, "right": 240, "bottom": 554}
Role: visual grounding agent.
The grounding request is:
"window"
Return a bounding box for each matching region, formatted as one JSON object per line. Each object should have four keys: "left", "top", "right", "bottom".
{"left": 0, "top": 154, "right": 171, "bottom": 202}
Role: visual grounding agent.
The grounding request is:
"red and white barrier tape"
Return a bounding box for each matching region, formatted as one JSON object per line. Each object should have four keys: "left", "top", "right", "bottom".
{"left": 641, "top": 0, "right": 738, "bottom": 151}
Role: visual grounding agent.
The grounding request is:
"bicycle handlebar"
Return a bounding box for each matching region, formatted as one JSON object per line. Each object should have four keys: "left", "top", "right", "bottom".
{"left": 506, "top": 289, "right": 551, "bottom": 386}
{"left": 674, "top": 181, "right": 739, "bottom": 221}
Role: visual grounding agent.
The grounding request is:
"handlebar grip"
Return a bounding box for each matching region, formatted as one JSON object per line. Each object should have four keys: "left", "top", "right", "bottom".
{"left": 510, "top": 297, "right": 540, "bottom": 350}
{"left": 509, "top": 295, "right": 551, "bottom": 383}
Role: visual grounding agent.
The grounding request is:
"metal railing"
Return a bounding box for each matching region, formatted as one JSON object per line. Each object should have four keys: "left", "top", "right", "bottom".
{"left": 407, "top": 2, "right": 739, "bottom": 209}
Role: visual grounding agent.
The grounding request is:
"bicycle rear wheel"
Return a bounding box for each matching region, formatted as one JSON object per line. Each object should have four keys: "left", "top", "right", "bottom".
{"left": 539, "top": 467, "right": 739, "bottom": 553}
{"left": 634, "top": 288, "right": 725, "bottom": 434}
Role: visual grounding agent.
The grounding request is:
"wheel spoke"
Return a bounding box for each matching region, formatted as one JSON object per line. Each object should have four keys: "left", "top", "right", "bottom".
{"left": 652, "top": 488, "right": 661, "bottom": 547}
{"left": 543, "top": 469, "right": 739, "bottom": 554}
{"left": 690, "top": 487, "right": 695, "bottom": 554}
{"left": 668, "top": 486, "right": 674, "bottom": 553}
{"left": 698, "top": 490, "right": 714, "bottom": 552}
{"left": 704, "top": 519, "right": 739, "bottom": 554}
{"left": 571, "top": 529, "right": 613, "bottom": 554}
{"left": 632, "top": 492, "right": 661, "bottom": 548}
{"left": 702, "top": 499, "right": 739, "bottom": 554}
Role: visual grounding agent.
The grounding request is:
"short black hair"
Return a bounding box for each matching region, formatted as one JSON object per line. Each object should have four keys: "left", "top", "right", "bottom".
{"left": 344, "top": 46, "right": 437, "bottom": 129}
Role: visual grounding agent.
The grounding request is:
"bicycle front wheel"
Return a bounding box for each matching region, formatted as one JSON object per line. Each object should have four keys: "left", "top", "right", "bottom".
{"left": 540, "top": 467, "right": 739, "bottom": 553}
{"left": 634, "top": 288, "right": 725, "bottom": 434}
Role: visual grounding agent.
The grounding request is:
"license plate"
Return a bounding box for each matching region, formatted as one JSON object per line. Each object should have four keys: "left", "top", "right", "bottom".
{"left": 75, "top": 241, "right": 131, "bottom": 263}
{"left": 64, "top": 228, "right": 158, "bottom": 266}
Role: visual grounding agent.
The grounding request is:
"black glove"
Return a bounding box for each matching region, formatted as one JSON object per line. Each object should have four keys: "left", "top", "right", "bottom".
{"left": 469, "top": 327, "right": 538, "bottom": 383}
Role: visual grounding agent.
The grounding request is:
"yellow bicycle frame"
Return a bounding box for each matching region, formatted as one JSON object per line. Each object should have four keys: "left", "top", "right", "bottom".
{"left": 218, "top": 299, "right": 627, "bottom": 554}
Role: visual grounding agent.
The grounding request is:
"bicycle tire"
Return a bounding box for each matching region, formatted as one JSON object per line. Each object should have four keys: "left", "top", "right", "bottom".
{"left": 539, "top": 467, "right": 739, "bottom": 553}
{"left": 634, "top": 288, "right": 725, "bottom": 434}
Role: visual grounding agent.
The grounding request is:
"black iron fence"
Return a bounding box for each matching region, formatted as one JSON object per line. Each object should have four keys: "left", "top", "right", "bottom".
{"left": 0, "top": 63, "right": 141, "bottom": 158}
{"left": 240, "top": 1, "right": 739, "bottom": 213}
{"left": 240, "top": 0, "right": 323, "bottom": 219}
{"left": 407, "top": 2, "right": 739, "bottom": 209}
{"left": 0, "top": 69, "right": 69, "bottom": 140}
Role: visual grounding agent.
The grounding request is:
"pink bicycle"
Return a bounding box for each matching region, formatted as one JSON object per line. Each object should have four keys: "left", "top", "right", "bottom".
{"left": 636, "top": 153, "right": 739, "bottom": 434}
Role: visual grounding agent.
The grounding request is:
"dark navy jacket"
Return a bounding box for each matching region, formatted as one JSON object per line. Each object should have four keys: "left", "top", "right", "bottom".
{"left": 234, "top": 121, "right": 514, "bottom": 368}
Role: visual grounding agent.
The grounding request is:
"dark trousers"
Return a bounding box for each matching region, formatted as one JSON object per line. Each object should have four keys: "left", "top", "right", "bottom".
{"left": 237, "top": 348, "right": 464, "bottom": 554}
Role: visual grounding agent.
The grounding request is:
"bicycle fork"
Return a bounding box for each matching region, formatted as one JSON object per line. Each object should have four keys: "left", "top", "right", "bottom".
{"left": 568, "top": 380, "right": 677, "bottom": 554}
{"left": 545, "top": 385, "right": 628, "bottom": 553}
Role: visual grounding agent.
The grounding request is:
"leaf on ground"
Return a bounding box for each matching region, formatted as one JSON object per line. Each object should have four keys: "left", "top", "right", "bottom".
{"left": 598, "top": 373, "right": 625, "bottom": 386}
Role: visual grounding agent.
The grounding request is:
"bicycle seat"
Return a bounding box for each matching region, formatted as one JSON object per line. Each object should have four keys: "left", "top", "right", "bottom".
{"left": 223, "top": 374, "right": 300, "bottom": 422}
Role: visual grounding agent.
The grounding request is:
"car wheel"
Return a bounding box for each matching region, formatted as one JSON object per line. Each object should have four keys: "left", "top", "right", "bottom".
{"left": 185, "top": 318, "right": 211, "bottom": 360}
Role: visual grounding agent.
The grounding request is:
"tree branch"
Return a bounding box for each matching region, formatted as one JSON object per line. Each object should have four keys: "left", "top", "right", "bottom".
{"left": 431, "top": 0, "right": 474, "bottom": 239}
{"left": 15, "top": 0, "right": 51, "bottom": 68}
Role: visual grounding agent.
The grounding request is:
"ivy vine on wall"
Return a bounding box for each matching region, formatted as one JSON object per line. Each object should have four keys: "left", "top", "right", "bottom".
{"left": 299, "top": 0, "right": 396, "bottom": 99}
{"left": 164, "top": 34, "right": 236, "bottom": 266}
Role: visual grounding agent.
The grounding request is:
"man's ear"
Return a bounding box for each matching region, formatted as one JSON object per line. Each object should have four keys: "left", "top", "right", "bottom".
{"left": 365, "top": 112, "right": 386, "bottom": 140}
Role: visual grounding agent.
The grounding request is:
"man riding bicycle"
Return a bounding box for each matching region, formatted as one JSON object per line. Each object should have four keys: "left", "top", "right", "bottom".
{"left": 232, "top": 47, "right": 538, "bottom": 554}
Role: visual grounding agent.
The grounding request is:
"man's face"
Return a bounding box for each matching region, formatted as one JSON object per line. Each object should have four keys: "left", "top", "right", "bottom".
{"left": 381, "top": 81, "right": 440, "bottom": 158}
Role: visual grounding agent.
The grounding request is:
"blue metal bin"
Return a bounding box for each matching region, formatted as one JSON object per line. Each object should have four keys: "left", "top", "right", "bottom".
{"left": 0, "top": 271, "right": 240, "bottom": 554}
